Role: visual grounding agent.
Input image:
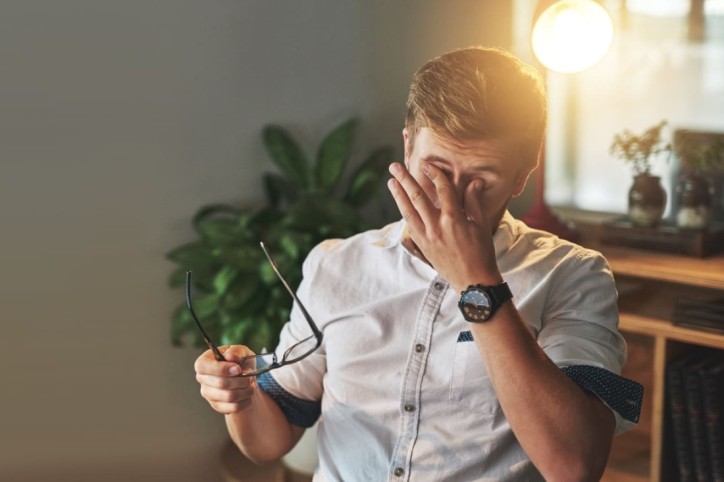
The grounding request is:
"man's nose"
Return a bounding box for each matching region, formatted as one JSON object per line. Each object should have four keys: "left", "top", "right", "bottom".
{"left": 449, "top": 174, "right": 471, "bottom": 206}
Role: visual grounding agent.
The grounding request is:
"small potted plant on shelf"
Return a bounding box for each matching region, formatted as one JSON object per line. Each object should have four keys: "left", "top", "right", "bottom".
{"left": 610, "top": 120, "right": 671, "bottom": 227}
{"left": 673, "top": 130, "right": 724, "bottom": 229}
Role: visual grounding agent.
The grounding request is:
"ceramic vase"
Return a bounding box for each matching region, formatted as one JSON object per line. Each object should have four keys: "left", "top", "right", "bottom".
{"left": 628, "top": 174, "right": 667, "bottom": 227}
{"left": 675, "top": 172, "right": 712, "bottom": 229}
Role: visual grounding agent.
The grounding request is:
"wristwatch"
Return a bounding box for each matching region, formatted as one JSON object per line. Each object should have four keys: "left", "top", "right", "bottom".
{"left": 458, "top": 282, "right": 513, "bottom": 322}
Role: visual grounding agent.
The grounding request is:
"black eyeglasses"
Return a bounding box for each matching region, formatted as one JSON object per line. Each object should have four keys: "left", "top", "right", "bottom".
{"left": 185, "top": 241, "right": 323, "bottom": 377}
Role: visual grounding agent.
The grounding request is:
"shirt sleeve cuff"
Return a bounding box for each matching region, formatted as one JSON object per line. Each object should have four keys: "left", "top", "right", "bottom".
{"left": 561, "top": 365, "right": 643, "bottom": 431}
{"left": 257, "top": 371, "right": 321, "bottom": 428}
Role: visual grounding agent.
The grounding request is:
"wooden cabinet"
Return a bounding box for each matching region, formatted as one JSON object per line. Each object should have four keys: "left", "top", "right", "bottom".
{"left": 595, "top": 244, "right": 724, "bottom": 482}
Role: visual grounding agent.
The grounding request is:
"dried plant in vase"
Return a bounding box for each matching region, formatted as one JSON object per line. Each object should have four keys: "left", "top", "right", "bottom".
{"left": 610, "top": 120, "right": 671, "bottom": 227}
{"left": 673, "top": 130, "right": 724, "bottom": 229}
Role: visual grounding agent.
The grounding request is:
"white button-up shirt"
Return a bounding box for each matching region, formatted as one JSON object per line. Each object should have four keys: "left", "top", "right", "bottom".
{"left": 259, "top": 212, "right": 641, "bottom": 481}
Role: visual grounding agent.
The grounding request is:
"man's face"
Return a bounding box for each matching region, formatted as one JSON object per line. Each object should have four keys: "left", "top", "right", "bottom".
{"left": 403, "top": 127, "right": 530, "bottom": 230}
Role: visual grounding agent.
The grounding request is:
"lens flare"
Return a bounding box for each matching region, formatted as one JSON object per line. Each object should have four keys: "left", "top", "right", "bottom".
{"left": 532, "top": 0, "right": 614, "bottom": 74}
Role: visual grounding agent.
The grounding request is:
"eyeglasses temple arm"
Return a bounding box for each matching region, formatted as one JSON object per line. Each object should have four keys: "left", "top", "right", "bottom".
{"left": 259, "top": 242, "right": 323, "bottom": 340}
{"left": 186, "top": 271, "right": 225, "bottom": 361}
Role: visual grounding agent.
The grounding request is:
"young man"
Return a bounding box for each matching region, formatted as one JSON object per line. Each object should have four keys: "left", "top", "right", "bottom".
{"left": 194, "top": 46, "right": 642, "bottom": 481}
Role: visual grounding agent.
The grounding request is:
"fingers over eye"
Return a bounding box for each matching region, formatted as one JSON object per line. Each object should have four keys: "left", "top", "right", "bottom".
{"left": 389, "top": 163, "right": 431, "bottom": 208}
{"left": 422, "top": 163, "right": 460, "bottom": 215}
{"left": 387, "top": 163, "right": 431, "bottom": 233}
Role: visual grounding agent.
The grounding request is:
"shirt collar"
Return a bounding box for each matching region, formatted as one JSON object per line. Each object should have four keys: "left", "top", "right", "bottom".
{"left": 378, "top": 211, "right": 518, "bottom": 259}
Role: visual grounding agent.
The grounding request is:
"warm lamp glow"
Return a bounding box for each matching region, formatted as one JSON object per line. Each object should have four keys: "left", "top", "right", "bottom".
{"left": 532, "top": 0, "right": 613, "bottom": 74}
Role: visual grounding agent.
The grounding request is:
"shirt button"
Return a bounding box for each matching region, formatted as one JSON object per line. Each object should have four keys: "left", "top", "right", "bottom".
{"left": 433, "top": 281, "right": 444, "bottom": 291}
{"left": 393, "top": 467, "right": 405, "bottom": 477}
{"left": 415, "top": 344, "right": 425, "bottom": 353}
{"left": 404, "top": 404, "right": 416, "bottom": 412}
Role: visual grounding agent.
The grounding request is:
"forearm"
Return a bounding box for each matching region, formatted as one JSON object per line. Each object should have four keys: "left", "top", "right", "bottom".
{"left": 225, "top": 385, "right": 304, "bottom": 464}
{"left": 470, "top": 304, "right": 614, "bottom": 481}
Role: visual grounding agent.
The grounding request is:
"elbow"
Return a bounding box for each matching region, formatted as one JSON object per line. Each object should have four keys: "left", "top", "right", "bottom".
{"left": 538, "top": 453, "right": 608, "bottom": 482}
{"left": 244, "top": 451, "right": 282, "bottom": 466}
{"left": 230, "top": 439, "right": 285, "bottom": 466}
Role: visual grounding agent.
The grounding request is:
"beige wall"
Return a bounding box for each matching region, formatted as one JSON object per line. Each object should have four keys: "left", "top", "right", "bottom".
{"left": 0, "top": 1, "right": 512, "bottom": 480}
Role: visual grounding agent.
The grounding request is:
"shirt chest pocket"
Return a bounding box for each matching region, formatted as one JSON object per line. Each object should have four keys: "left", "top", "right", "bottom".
{"left": 449, "top": 336, "right": 501, "bottom": 416}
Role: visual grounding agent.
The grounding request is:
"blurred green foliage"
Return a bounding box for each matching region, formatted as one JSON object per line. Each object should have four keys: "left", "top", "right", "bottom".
{"left": 166, "top": 118, "right": 394, "bottom": 353}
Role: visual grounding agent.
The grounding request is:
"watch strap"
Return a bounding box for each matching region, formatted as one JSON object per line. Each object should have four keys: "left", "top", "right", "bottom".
{"left": 488, "top": 282, "right": 513, "bottom": 306}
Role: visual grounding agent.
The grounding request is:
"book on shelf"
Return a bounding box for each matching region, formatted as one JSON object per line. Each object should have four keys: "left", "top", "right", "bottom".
{"left": 685, "top": 356, "right": 714, "bottom": 482}
{"left": 667, "top": 357, "right": 696, "bottom": 482}
{"left": 701, "top": 359, "right": 724, "bottom": 482}
{"left": 667, "top": 352, "right": 724, "bottom": 482}
{"left": 673, "top": 297, "right": 724, "bottom": 334}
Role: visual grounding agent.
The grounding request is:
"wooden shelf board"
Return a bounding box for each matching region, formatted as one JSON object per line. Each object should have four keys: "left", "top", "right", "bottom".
{"left": 620, "top": 312, "right": 724, "bottom": 349}
{"left": 593, "top": 243, "right": 724, "bottom": 290}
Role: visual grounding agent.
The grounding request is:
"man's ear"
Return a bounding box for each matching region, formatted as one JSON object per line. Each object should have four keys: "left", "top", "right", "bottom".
{"left": 512, "top": 168, "right": 533, "bottom": 197}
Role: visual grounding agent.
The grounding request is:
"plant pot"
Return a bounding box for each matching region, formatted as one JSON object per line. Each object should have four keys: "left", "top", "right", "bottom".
{"left": 675, "top": 172, "right": 712, "bottom": 230}
{"left": 628, "top": 174, "right": 667, "bottom": 227}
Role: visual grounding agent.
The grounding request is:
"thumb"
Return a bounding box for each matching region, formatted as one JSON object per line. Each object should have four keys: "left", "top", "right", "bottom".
{"left": 463, "top": 180, "right": 485, "bottom": 224}
{"left": 220, "top": 344, "right": 255, "bottom": 363}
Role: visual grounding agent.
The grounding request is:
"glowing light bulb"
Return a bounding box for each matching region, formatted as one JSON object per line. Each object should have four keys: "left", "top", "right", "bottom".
{"left": 532, "top": 0, "right": 614, "bottom": 74}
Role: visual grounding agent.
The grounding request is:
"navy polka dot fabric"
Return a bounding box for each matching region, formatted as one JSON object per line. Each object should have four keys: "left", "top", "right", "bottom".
{"left": 258, "top": 371, "right": 321, "bottom": 428}
{"left": 562, "top": 365, "right": 643, "bottom": 423}
{"left": 458, "top": 330, "right": 474, "bottom": 342}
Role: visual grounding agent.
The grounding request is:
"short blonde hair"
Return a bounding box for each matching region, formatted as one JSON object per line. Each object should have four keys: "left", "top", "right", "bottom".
{"left": 405, "top": 46, "right": 547, "bottom": 171}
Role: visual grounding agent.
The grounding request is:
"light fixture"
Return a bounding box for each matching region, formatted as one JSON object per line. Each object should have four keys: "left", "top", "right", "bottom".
{"left": 532, "top": 0, "right": 613, "bottom": 74}
{"left": 522, "top": 0, "right": 614, "bottom": 241}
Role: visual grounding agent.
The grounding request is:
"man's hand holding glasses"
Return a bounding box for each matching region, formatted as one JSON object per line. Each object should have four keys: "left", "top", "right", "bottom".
{"left": 192, "top": 242, "right": 322, "bottom": 415}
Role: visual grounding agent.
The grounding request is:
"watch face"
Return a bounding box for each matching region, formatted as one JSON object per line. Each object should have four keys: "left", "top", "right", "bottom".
{"left": 461, "top": 289, "right": 492, "bottom": 321}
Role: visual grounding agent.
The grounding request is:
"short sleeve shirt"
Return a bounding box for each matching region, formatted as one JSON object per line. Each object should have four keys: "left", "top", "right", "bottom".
{"left": 258, "top": 212, "right": 643, "bottom": 481}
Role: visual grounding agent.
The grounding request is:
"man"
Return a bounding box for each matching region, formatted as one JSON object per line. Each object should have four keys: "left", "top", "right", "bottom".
{"left": 194, "top": 46, "right": 642, "bottom": 481}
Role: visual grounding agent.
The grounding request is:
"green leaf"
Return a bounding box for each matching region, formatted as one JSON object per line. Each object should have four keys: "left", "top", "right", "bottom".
{"left": 220, "top": 317, "right": 255, "bottom": 346}
{"left": 189, "top": 292, "right": 220, "bottom": 319}
{"left": 262, "top": 125, "right": 311, "bottom": 188}
{"left": 344, "top": 146, "right": 394, "bottom": 206}
{"left": 213, "top": 266, "right": 241, "bottom": 296}
{"left": 192, "top": 204, "right": 244, "bottom": 233}
{"left": 216, "top": 244, "right": 263, "bottom": 271}
{"left": 263, "top": 173, "right": 298, "bottom": 208}
{"left": 259, "top": 260, "right": 278, "bottom": 286}
{"left": 315, "top": 118, "right": 358, "bottom": 192}
{"left": 245, "top": 319, "right": 278, "bottom": 354}
{"left": 288, "top": 196, "right": 358, "bottom": 232}
{"left": 278, "top": 231, "right": 314, "bottom": 262}
{"left": 196, "top": 217, "right": 248, "bottom": 246}
{"left": 238, "top": 283, "right": 271, "bottom": 315}
{"left": 248, "top": 206, "right": 284, "bottom": 231}
{"left": 165, "top": 242, "right": 218, "bottom": 271}
{"left": 222, "top": 276, "right": 261, "bottom": 310}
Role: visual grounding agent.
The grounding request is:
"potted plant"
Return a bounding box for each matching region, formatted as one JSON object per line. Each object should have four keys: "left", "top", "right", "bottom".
{"left": 673, "top": 130, "right": 724, "bottom": 229}
{"left": 166, "top": 117, "right": 394, "bottom": 355}
{"left": 610, "top": 120, "right": 671, "bottom": 227}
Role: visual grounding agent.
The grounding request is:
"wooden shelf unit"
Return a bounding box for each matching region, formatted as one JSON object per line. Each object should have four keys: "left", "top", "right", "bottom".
{"left": 595, "top": 244, "right": 724, "bottom": 482}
